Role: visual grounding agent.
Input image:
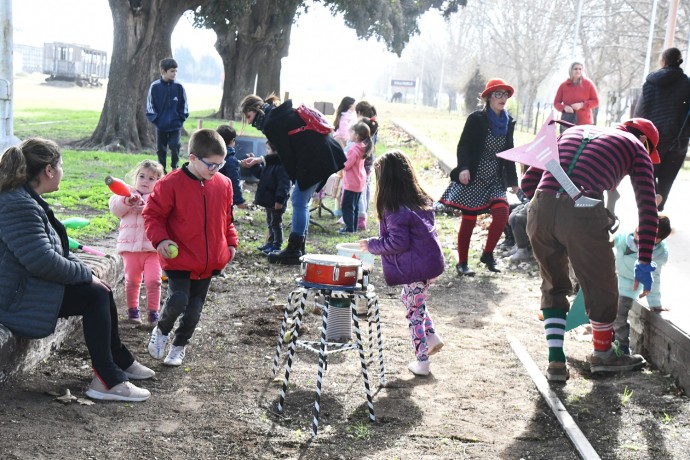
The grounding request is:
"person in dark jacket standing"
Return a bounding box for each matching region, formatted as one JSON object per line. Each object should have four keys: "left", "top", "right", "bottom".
{"left": 146, "top": 58, "right": 189, "bottom": 174}
{"left": 634, "top": 47, "right": 690, "bottom": 211}
{"left": 439, "top": 78, "right": 519, "bottom": 276}
{"left": 359, "top": 150, "right": 445, "bottom": 377}
{"left": 250, "top": 141, "right": 292, "bottom": 254}
{"left": 0, "top": 138, "right": 154, "bottom": 402}
{"left": 239, "top": 94, "right": 346, "bottom": 265}
{"left": 216, "top": 124, "right": 247, "bottom": 208}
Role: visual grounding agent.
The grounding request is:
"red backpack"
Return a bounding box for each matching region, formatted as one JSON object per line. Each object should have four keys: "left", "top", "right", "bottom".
{"left": 288, "top": 104, "right": 334, "bottom": 136}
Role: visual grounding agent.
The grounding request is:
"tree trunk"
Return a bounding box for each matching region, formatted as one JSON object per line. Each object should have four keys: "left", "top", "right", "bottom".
{"left": 214, "top": 23, "right": 260, "bottom": 121}
{"left": 83, "top": 0, "right": 202, "bottom": 151}
{"left": 213, "top": 0, "right": 300, "bottom": 121}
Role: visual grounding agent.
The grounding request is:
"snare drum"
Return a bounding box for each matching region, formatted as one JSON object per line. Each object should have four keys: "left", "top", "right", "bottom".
{"left": 300, "top": 254, "right": 362, "bottom": 287}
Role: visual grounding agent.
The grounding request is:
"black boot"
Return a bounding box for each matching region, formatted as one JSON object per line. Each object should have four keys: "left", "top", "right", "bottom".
{"left": 456, "top": 263, "right": 475, "bottom": 277}
{"left": 480, "top": 252, "right": 501, "bottom": 273}
{"left": 268, "top": 233, "right": 304, "bottom": 265}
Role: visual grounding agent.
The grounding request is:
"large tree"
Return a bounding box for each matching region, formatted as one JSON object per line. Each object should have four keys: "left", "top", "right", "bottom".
{"left": 196, "top": 0, "right": 469, "bottom": 120}
{"left": 193, "top": 0, "right": 299, "bottom": 120}
{"left": 83, "top": 0, "right": 207, "bottom": 151}
{"left": 88, "top": 0, "right": 467, "bottom": 149}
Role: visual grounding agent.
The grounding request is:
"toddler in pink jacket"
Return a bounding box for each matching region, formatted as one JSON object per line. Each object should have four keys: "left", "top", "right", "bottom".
{"left": 109, "top": 160, "right": 165, "bottom": 324}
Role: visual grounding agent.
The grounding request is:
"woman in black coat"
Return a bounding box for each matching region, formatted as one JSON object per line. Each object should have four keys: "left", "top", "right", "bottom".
{"left": 439, "top": 78, "right": 518, "bottom": 276}
{"left": 634, "top": 47, "right": 690, "bottom": 211}
{"left": 240, "top": 95, "right": 346, "bottom": 265}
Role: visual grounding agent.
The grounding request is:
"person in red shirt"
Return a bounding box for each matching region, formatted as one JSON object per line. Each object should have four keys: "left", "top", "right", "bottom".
{"left": 553, "top": 62, "right": 600, "bottom": 127}
{"left": 143, "top": 129, "right": 238, "bottom": 368}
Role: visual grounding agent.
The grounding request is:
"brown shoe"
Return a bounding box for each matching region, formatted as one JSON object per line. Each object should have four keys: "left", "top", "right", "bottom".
{"left": 86, "top": 377, "right": 150, "bottom": 402}
{"left": 546, "top": 361, "right": 569, "bottom": 382}
{"left": 588, "top": 350, "right": 646, "bottom": 374}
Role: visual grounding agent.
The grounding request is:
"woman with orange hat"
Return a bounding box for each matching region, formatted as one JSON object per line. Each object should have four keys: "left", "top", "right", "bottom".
{"left": 439, "top": 78, "right": 519, "bottom": 276}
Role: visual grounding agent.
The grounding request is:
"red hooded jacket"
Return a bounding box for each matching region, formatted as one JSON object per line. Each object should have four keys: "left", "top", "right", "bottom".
{"left": 143, "top": 165, "right": 238, "bottom": 279}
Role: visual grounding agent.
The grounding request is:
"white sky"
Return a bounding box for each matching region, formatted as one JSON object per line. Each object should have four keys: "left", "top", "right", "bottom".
{"left": 12, "top": 0, "right": 398, "bottom": 98}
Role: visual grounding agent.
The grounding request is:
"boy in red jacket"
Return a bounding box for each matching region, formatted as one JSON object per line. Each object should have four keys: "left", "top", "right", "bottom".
{"left": 143, "top": 129, "right": 238, "bottom": 366}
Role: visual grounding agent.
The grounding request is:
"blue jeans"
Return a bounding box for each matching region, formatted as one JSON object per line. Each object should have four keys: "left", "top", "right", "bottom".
{"left": 291, "top": 181, "right": 319, "bottom": 236}
{"left": 342, "top": 189, "right": 361, "bottom": 232}
{"left": 156, "top": 129, "right": 181, "bottom": 171}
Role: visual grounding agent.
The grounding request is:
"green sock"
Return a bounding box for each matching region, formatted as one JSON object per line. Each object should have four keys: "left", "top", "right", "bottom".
{"left": 543, "top": 308, "right": 567, "bottom": 362}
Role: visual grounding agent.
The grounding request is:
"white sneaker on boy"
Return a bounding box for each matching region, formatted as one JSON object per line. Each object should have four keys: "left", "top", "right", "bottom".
{"left": 164, "top": 345, "right": 186, "bottom": 367}
{"left": 148, "top": 326, "right": 169, "bottom": 360}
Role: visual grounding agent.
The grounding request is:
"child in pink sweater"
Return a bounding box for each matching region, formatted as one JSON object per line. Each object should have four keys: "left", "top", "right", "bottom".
{"left": 109, "top": 159, "right": 165, "bottom": 325}
{"left": 339, "top": 121, "right": 373, "bottom": 233}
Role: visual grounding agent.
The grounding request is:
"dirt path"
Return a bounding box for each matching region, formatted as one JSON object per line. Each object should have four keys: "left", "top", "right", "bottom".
{"left": 1, "top": 131, "right": 689, "bottom": 459}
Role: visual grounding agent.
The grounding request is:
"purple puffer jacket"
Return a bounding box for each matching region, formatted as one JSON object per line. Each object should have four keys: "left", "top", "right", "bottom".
{"left": 366, "top": 207, "right": 445, "bottom": 286}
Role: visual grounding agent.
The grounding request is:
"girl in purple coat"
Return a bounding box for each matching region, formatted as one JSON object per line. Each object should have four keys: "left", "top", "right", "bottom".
{"left": 359, "top": 150, "right": 445, "bottom": 376}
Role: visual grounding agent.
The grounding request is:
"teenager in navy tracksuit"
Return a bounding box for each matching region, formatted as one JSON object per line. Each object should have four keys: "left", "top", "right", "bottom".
{"left": 146, "top": 58, "right": 189, "bottom": 173}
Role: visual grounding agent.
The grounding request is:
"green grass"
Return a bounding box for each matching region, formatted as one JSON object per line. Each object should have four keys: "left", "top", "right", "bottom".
{"left": 14, "top": 108, "right": 102, "bottom": 140}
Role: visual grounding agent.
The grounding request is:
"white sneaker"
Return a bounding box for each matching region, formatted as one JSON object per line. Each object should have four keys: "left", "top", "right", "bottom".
{"left": 86, "top": 377, "right": 150, "bottom": 402}
{"left": 426, "top": 333, "right": 444, "bottom": 356}
{"left": 148, "top": 327, "right": 168, "bottom": 360}
{"left": 164, "top": 345, "right": 186, "bottom": 367}
{"left": 509, "top": 247, "right": 532, "bottom": 264}
{"left": 124, "top": 360, "right": 155, "bottom": 380}
{"left": 407, "top": 360, "right": 430, "bottom": 376}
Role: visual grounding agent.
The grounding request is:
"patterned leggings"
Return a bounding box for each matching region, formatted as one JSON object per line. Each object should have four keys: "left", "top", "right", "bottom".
{"left": 401, "top": 281, "right": 436, "bottom": 362}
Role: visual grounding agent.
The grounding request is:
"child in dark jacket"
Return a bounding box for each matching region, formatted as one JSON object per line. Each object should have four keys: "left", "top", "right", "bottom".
{"left": 359, "top": 150, "right": 445, "bottom": 377}
{"left": 216, "top": 124, "right": 247, "bottom": 208}
{"left": 250, "top": 142, "right": 292, "bottom": 254}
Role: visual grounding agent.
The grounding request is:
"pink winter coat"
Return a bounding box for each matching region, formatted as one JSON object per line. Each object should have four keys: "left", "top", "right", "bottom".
{"left": 342, "top": 142, "right": 367, "bottom": 193}
{"left": 334, "top": 110, "right": 356, "bottom": 144}
{"left": 109, "top": 188, "right": 156, "bottom": 253}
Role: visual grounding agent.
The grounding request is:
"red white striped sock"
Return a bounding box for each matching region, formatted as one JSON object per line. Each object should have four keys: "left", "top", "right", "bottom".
{"left": 590, "top": 320, "right": 614, "bottom": 352}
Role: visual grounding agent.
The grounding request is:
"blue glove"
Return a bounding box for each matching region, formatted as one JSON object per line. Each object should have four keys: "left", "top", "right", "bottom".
{"left": 634, "top": 261, "right": 657, "bottom": 292}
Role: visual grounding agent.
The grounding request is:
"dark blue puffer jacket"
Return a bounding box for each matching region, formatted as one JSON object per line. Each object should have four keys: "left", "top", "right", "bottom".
{"left": 635, "top": 67, "right": 690, "bottom": 153}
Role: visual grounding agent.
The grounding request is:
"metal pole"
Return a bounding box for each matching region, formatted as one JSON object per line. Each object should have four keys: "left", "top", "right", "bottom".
{"left": 664, "top": 0, "right": 680, "bottom": 49}
{"left": 571, "top": 0, "right": 584, "bottom": 59}
{"left": 0, "top": 0, "right": 20, "bottom": 152}
{"left": 643, "top": 0, "right": 659, "bottom": 84}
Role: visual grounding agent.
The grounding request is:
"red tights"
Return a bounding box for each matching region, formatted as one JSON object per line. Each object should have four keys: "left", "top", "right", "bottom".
{"left": 456, "top": 202, "right": 509, "bottom": 264}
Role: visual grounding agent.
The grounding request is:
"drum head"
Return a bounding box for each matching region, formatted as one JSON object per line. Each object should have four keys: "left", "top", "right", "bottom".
{"left": 300, "top": 254, "right": 361, "bottom": 267}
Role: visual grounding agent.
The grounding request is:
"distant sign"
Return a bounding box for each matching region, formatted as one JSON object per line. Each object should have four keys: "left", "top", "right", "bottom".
{"left": 391, "top": 79, "right": 416, "bottom": 88}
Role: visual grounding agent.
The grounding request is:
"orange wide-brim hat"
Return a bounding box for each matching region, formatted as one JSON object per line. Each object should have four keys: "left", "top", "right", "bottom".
{"left": 481, "top": 78, "right": 515, "bottom": 99}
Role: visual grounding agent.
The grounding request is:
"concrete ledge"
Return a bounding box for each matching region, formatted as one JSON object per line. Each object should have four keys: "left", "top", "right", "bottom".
{"left": 0, "top": 253, "right": 124, "bottom": 383}
{"left": 391, "top": 117, "right": 455, "bottom": 174}
{"left": 630, "top": 301, "right": 690, "bottom": 393}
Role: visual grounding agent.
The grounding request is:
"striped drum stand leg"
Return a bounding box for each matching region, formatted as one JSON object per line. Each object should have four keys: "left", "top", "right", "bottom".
{"left": 372, "top": 295, "right": 387, "bottom": 387}
{"left": 350, "top": 296, "right": 376, "bottom": 424}
{"left": 365, "top": 293, "right": 376, "bottom": 365}
{"left": 311, "top": 289, "right": 331, "bottom": 437}
{"left": 272, "top": 288, "right": 302, "bottom": 377}
{"left": 277, "top": 289, "right": 308, "bottom": 414}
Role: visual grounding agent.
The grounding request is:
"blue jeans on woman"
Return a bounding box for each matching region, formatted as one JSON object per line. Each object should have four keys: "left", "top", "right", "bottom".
{"left": 291, "top": 181, "right": 319, "bottom": 236}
